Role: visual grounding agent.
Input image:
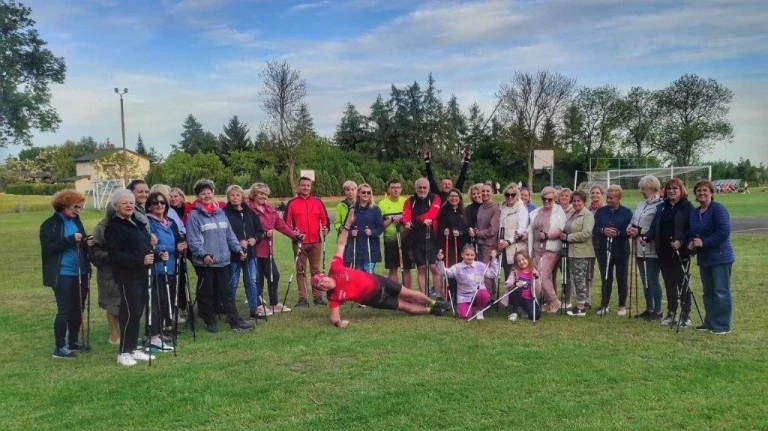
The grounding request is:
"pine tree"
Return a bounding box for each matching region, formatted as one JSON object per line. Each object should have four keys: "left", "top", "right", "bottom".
{"left": 293, "top": 103, "right": 316, "bottom": 140}
{"left": 219, "top": 115, "right": 252, "bottom": 157}
{"left": 174, "top": 114, "right": 219, "bottom": 155}
{"left": 135, "top": 134, "right": 147, "bottom": 156}
{"left": 334, "top": 103, "right": 366, "bottom": 151}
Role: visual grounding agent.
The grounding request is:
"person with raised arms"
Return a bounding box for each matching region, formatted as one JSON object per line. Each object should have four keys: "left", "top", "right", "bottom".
{"left": 311, "top": 208, "right": 450, "bottom": 328}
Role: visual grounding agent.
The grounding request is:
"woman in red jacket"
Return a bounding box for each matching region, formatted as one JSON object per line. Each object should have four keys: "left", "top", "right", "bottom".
{"left": 248, "top": 182, "right": 301, "bottom": 313}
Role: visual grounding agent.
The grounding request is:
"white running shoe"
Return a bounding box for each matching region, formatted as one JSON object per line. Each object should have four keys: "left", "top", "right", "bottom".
{"left": 596, "top": 307, "right": 610, "bottom": 316}
{"left": 616, "top": 307, "right": 627, "bottom": 317}
{"left": 117, "top": 353, "right": 137, "bottom": 367}
{"left": 131, "top": 350, "right": 156, "bottom": 362}
{"left": 256, "top": 305, "right": 274, "bottom": 317}
{"left": 475, "top": 311, "right": 485, "bottom": 320}
{"left": 274, "top": 303, "right": 291, "bottom": 313}
{"left": 508, "top": 313, "right": 519, "bottom": 322}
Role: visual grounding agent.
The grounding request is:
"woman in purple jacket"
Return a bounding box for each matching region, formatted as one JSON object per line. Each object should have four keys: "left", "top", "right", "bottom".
{"left": 688, "top": 180, "right": 735, "bottom": 334}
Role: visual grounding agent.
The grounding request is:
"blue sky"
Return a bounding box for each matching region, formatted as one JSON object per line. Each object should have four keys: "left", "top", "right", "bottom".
{"left": 5, "top": 0, "right": 768, "bottom": 166}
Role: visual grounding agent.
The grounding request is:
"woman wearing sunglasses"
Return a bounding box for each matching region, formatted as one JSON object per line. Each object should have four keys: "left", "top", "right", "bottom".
{"left": 527, "top": 186, "right": 566, "bottom": 312}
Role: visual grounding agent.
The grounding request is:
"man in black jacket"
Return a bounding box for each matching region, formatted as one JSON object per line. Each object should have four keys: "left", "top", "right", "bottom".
{"left": 423, "top": 149, "right": 471, "bottom": 200}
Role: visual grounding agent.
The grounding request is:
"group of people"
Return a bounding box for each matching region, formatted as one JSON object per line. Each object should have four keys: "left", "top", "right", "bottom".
{"left": 39, "top": 152, "right": 736, "bottom": 365}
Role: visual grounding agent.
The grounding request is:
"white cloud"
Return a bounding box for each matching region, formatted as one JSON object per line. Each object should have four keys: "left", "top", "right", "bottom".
{"left": 287, "top": 1, "right": 331, "bottom": 14}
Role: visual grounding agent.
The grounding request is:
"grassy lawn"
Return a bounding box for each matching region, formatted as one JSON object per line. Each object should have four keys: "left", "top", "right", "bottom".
{"left": 1, "top": 200, "right": 767, "bottom": 430}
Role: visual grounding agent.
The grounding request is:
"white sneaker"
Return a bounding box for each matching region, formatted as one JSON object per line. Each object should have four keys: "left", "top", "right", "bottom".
{"left": 616, "top": 307, "right": 627, "bottom": 317}
{"left": 475, "top": 311, "right": 485, "bottom": 320}
{"left": 256, "top": 305, "right": 274, "bottom": 317}
{"left": 117, "top": 353, "right": 137, "bottom": 367}
{"left": 274, "top": 303, "right": 291, "bottom": 313}
{"left": 596, "top": 307, "right": 610, "bottom": 316}
{"left": 561, "top": 302, "right": 572, "bottom": 310}
{"left": 508, "top": 313, "right": 519, "bottom": 322}
{"left": 149, "top": 338, "right": 174, "bottom": 351}
{"left": 131, "top": 350, "right": 156, "bottom": 362}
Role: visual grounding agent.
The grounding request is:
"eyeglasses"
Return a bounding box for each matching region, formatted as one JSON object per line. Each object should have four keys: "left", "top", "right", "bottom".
{"left": 448, "top": 194, "right": 460, "bottom": 199}
{"left": 668, "top": 186, "right": 681, "bottom": 190}
{"left": 505, "top": 193, "right": 517, "bottom": 198}
{"left": 72, "top": 205, "right": 84, "bottom": 210}
{"left": 151, "top": 201, "right": 167, "bottom": 206}
{"left": 359, "top": 191, "right": 372, "bottom": 195}
{"left": 542, "top": 197, "right": 554, "bottom": 202}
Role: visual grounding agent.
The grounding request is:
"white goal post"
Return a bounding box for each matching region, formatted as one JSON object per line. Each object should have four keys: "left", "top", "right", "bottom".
{"left": 575, "top": 165, "right": 712, "bottom": 191}
{"left": 92, "top": 180, "right": 123, "bottom": 210}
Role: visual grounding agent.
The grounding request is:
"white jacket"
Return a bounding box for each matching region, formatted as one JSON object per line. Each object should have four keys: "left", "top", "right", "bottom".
{"left": 527, "top": 204, "right": 566, "bottom": 254}
{"left": 499, "top": 200, "right": 529, "bottom": 261}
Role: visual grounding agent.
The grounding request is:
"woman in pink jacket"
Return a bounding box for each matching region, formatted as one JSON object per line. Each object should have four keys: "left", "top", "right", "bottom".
{"left": 248, "top": 183, "right": 301, "bottom": 313}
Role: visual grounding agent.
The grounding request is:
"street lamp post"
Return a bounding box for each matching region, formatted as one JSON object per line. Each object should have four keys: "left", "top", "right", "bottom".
{"left": 114, "top": 88, "right": 128, "bottom": 186}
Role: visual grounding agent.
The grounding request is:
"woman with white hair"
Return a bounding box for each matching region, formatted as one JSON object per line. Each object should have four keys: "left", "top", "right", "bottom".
{"left": 627, "top": 175, "right": 664, "bottom": 320}
{"left": 528, "top": 186, "right": 566, "bottom": 312}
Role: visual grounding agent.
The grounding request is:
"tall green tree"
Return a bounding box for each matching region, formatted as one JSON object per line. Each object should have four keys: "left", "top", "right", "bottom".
{"left": 334, "top": 102, "right": 367, "bottom": 152}
{"left": 219, "top": 115, "right": 252, "bottom": 157}
{"left": 0, "top": 0, "right": 66, "bottom": 147}
{"left": 367, "top": 95, "right": 393, "bottom": 161}
{"left": 656, "top": 74, "right": 734, "bottom": 166}
{"left": 573, "top": 85, "right": 621, "bottom": 167}
{"left": 293, "top": 103, "right": 316, "bottom": 140}
{"left": 174, "top": 114, "right": 219, "bottom": 155}
{"left": 135, "top": 134, "right": 147, "bottom": 156}
{"left": 617, "top": 87, "right": 661, "bottom": 159}
{"left": 465, "top": 103, "right": 488, "bottom": 153}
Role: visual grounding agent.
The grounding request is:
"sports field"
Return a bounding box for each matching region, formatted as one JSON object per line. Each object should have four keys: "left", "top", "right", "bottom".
{"left": 1, "top": 191, "right": 767, "bottom": 430}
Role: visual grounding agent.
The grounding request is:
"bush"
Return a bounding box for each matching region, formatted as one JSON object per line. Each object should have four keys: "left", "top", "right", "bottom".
{"left": 5, "top": 183, "right": 73, "bottom": 195}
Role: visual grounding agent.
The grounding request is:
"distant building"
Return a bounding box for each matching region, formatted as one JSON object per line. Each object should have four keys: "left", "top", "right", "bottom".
{"left": 68, "top": 149, "right": 151, "bottom": 194}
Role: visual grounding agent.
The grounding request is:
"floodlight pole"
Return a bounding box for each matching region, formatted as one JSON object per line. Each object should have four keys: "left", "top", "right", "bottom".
{"left": 114, "top": 88, "right": 128, "bottom": 187}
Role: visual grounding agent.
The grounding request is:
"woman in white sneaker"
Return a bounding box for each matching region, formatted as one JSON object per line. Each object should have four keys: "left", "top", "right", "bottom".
{"left": 527, "top": 187, "right": 565, "bottom": 313}
{"left": 560, "top": 191, "right": 595, "bottom": 316}
{"left": 104, "top": 189, "right": 156, "bottom": 367}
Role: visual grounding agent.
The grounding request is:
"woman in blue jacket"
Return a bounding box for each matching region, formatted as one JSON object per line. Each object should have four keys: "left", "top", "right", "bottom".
{"left": 347, "top": 183, "right": 383, "bottom": 273}
{"left": 688, "top": 180, "right": 735, "bottom": 334}
{"left": 39, "top": 189, "right": 90, "bottom": 359}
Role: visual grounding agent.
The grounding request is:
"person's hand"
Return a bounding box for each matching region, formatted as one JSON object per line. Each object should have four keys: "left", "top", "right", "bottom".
{"left": 177, "top": 241, "right": 187, "bottom": 252}
{"left": 559, "top": 233, "right": 567, "bottom": 241}
{"left": 144, "top": 254, "right": 155, "bottom": 265}
{"left": 463, "top": 149, "right": 472, "bottom": 161}
{"left": 516, "top": 280, "right": 526, "bottom": 288}
{"left": 422, "top": 149, "right": 431, "bottom": 161}
{"left": 203, "top": 255, "right": 214, "bottom": 265}
{"left": 240, "top": 240, "right": 248, "bottom": 249}
{"left": 538, "top": 231, "right": 547, "bottom": 241}
{"left": 150, "top": 234, "right": 158, "bottom": 246}
{"left": 86, "top": 236, "right": 96, "bottom": 247}
{"left": 247, "top": 238, "right": 257, "bottom": 247}
{"left": 628, "top": 226, "right": 639, "bottom": 237}
{"left": 452, "top": 229, "right": 460, "bottom": 237}
{"left": 490, "top": 249, "right": 498, "bottom": 258}
{"left": 266, "top": 229, "right": 273, "bottom": 238}
{"left": 351, "top": 228, "right": 358, "bottom": 237}
{"left": 73, "top": 233, "right": 83, "bottom": 242}
{"left": 692, "top": 237, "right": 703, "bottom": 248}
{"left": 160, "top": 251, "right": 169, "bottom": 262}
{"left": 468, "top": 227, "right": 476, "bottom": 237}
{"left": 638, "top": 236, "right": 647, "bottom": 246}
{"left": 239, "top": 250, "right": 247, "bottom": 261}
{"left": 364, "top": 226, "right": 372, "bottom": 236}
{"left": 444, "top": 228, "right": 450, "bottom": 236}
{"left": 521, "top": 231, "right": 528, "bottom": 241}
{"left": 337, "top": 319, "right": 350, "bottom": 328}
{"left": 436, "top": 249, "right": 444, "bottom": 261}
{"left": 322, "top": 226, "right": 329, "bottom": 235}
{"left": 532, "top": 269, "right": 539, "bottom": 278}
{"left": 671, "top": 240, "right": 681, "bottom": 250}
{"left": 405, "top": 222, "right": 412, "bottom": 230}
{"left": 424, "top": 219, "right": 433, "bottom": 227}
{"left": 499, "top": 240, "right": 509, "bottom": 249}
{"left": 605, "top": 227, "right": 618, "bottom": 238}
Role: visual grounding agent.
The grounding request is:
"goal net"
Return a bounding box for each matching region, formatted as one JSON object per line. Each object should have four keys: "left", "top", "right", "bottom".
{"left": 92, "top": 180, "right": 123, "bottom": 210}
{"left": 576, "top": 165, "right": 712, "bottom": 191}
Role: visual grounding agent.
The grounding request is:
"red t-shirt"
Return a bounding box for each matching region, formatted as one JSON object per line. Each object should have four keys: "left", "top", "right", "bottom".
{"left": 327, "top": 256, "right": 379, "bottom": 308}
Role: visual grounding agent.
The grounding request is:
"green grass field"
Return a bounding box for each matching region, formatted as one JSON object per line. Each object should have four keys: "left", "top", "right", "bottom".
{"left": 1, "top": 196, "right": 767, "bottom": 430}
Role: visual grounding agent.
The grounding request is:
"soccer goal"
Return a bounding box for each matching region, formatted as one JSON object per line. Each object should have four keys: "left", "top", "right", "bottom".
{"left": 575, "top": 165, "right": 712, "bottom": 191}
{"left": 92, "top": 179, "right": 123, "bottom": 210}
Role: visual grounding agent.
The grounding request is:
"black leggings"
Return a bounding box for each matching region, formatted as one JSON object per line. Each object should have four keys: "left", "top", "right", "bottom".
{"left": 597, "top": 251, "right": 628, "bottom": 308}
{"left": 194, "top": 266, "right": 241, "bottom": 326}
{"left": 660, "top": 259, "right": 691, "bottom": 314}
{"left": 119, "top": 279, "right": 147, "bottom": 354}
{"left": 257, "top": 257, "right": 280, "bottom": 306}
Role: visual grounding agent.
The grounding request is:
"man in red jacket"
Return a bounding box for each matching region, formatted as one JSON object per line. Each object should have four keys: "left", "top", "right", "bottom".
{"left": 403, "top": 178, "right": 442, "bottom": 297}
{"left": 284, "top": 177, "right": 330, "bottom": 307}
{"left": 313, "top": 208, "right": 449, "bottom": 328}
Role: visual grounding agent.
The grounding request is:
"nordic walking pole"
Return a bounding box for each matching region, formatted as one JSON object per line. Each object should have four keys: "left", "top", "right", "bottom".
{"left": 560, "top": 240, "right": 568, "bottom": 316}
{"left": 75, "top": 241, "right": 90, "bottom": 351}
{"left": 601, "top": 236, "right": 613, "bottom": 318}
{"left": 282, "top": 235, "right": 303, "bottom": 307}
{"left": 366, "top": 226, "right": 372, "bottom": 274}
{"left": 444, "top": 231, "right": 450, "bottom": 303}
{"left": 321, "top": 225, "right": 326, "bottom": 273}
{"left": 425, "top": 224, "right": 432, "bottom": 296}
{"left": 628, "top": 239, "right": 634, "bottom": 318}
{"left": 147, "top": 264, "right": 153, "bottom": 367}
{"left": 172, "top": 254, "right": 180, "bottom": 357}
{"left": 352, "top": 236, "right": 357, "bottom": 269}
{"left": 163, "top": 259, "right": 174, "bottom": 349}
{"left": 496, "top": 227, "right": 505, "bottom": 310}
{"left": 532, "top": 275, "right": 540, "bottom": 325}
{"left": 396, "top": 226, "right": 405, "bottom": 285}
{"left": 674, "top": 248, "right": 703, "bottom": 332}
{"left": 469, "top": 286, "right": 520, "bottom": 321}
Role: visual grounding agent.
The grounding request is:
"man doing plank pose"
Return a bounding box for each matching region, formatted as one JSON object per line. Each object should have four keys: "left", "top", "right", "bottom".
{"left": 311, "top": 208, "right": 450, "bottom": 328}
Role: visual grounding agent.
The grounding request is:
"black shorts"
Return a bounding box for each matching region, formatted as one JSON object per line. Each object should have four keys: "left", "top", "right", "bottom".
{"left": 362, "top": 275, "right": 402, "bottom": 310}
{"left": 384, "top": 239, "right": 414, "bottom": 270}
{"left": 408, "top": 236, "right": 437, "bottom": 267}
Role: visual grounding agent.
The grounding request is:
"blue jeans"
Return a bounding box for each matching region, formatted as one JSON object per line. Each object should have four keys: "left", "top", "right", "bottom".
{"left": 355, "top": 261, "right": 376, "bottom": 274}
{"left": 700, "top": 264, "right": 732, "bottom": 332}
{"left": 637, "top": 257, "right": 662, "bottom": 313}
{"left": 229, "top": 258, "right": 260, "bottom": 313}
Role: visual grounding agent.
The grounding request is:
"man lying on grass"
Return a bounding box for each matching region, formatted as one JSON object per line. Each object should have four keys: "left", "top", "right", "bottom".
{"left": 311, "top": 208, "right": 450, "bottom": 328}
